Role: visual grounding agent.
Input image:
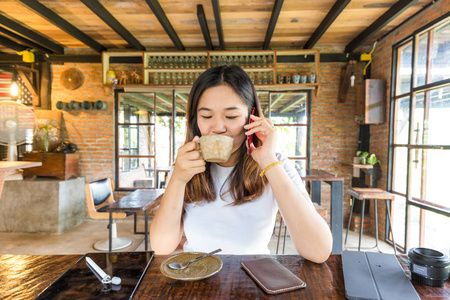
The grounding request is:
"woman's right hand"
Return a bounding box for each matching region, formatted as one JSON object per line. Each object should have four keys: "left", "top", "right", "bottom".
{"left": 171, "top": 136, "right": 206, "bottom": 184}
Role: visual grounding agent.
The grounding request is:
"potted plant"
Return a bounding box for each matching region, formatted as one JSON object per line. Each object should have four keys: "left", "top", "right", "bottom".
{"left": 367, "top": 153, "right": 380, "bottom": 165}
{"left": 356, "top": 151, "right": 369, "bottom": 164}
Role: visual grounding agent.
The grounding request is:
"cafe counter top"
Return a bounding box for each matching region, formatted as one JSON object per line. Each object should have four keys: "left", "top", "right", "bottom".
{"left": 0, "top": 254, "right": 448, "bottom": 299}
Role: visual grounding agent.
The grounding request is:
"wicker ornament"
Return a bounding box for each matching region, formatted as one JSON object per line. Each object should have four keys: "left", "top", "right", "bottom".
{"left": 60, "top": 68, "right": 83, "bottom": 90}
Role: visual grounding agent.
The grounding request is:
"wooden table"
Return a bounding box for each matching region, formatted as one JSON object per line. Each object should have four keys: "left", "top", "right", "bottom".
{"left": 300, "top": 169, "right": 344, "bottom": 254}
{"left": 106, "top": 189, "right": 164, "bottom": 252}
{"left": 0, "top": 161, "right": 42, "bottom": 198}
{"left": 1, "top": 254, "right": 448, "bottom": 299}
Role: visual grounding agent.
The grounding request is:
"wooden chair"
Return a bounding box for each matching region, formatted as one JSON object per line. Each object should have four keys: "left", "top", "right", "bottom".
{"left": 85, "top": 178, "right": 134, "bottom": 251}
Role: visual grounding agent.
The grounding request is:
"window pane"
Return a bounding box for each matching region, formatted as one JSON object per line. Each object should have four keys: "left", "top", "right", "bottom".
{"left": 119, "top": 157, "right": 155, "bottom": 189}
{"left": 412, "top": 92, "right": 424, "bottom": 144}
{"left": 174, "top": 93, "right": 187, "bottom": 159}
{"left": 430, "top": 21, "right": 450, "bottom": 84}
{"left": 394, "top": 96, "right": 410, "bottom": 144}
{"left": 392, "top": 147, "right": 407, "bottom": 194}
{"left": 408, "top": 205, "right": 421, "bottom": 249}
{"left": 416, "top": 33, "right": 428, "bottom": 87}
{"left": 270, "top": 92, "right": 307, "bottom": 124}
{"left": 290, "top": 159, "right": 307, "bottom": 173}
{"left": 392, "top": 194, "right": 406, "bottom": 249}
{"left": 409, "top": 148, "right": 450, "bottom": 209}
{"left": 119, "top": 93, "right": 155, "bottom": 124}
{"left": 409, "top": 148, "right": 423, "bottom": 200}
{"left": 275, "top": 126, "right": 307, "bottom": 157}
{"left": 423, "top": 210, "right": 450, "bottom": 256}
{"left": 424, "top": 149, "right": 450, "bottom": 208}
{"left": 427, "top": 86, "right": 450, "bottom": 145}
{"left": 397, "top": 43, "right": 412, "bottom": 95}
{"left": 119, "top": 125, "right": 154, "bottom": 155}
{"left": 156, "top": 116, "right": 171, "bottom": 168}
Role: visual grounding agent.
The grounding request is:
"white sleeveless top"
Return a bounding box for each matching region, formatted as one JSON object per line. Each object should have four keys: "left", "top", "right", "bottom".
{"left": 180, "top": 153, "right": 307, "bottom": 255}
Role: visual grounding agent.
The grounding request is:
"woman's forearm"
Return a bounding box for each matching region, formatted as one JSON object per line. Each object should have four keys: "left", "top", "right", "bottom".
{"left": 264, "top": 165, "right": 333, "bottom": 263}
{"left": 149, "top": 177, "right": 186, "bottom": 254}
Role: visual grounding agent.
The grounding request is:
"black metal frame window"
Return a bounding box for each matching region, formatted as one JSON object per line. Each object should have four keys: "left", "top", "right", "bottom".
{"left": 116, "top": 90, "right": 156, "bottom": 190}
{"left": 119, "top": 104, "right": 139, "bottom": 172}
{"left": 388, "top": 12, "right": 450, "bottom": 255}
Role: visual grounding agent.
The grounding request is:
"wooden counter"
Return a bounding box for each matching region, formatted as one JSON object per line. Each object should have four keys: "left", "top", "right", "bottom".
{"left": 1, "top": 254, "right": 447, "bottom": 299}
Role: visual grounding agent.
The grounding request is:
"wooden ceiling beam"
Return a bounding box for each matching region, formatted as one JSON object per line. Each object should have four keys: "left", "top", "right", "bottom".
{"left": 304, "top": 0, "right": 351, "bottom": 49}
{"left": 80, "top": 0, "right": 145, "bottom": 51}
{"left": 0, "top": 27, "right": 53, "bottom": 54}
{"left": 197, "top": 5, "right": 213, "bottom": 50}
{"left": 0, "top": 35, "right": 27, "bottom": 52}
{"left": 211, "top": 0, "right": 224, "bottom": 50}
{"left": 345, "top": 0, "right": 418, "bottom": 53}
{"left": 263, "top": 0, "right": 284, "bottom": 50}
{"left": 144, "top": 0, "right": 184, "bottom": 51}
{"left": 277, "top": 94, "right": 306, "bottom": 114}
{"left": 176, "top": 93, "right": 189, "bottom": 103}
{"left": 0, "top": 14, "right": 63, "bottom": 54}
{"left": 18, "top": 0, "right": 106, "bottom": 53}
{"left": 156, "top": 93, "right": 186, "bottom": 112}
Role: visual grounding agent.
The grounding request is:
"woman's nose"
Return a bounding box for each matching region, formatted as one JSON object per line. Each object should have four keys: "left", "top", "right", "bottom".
{"left": 211, "top": 118, "right": 226, "bottom": 134}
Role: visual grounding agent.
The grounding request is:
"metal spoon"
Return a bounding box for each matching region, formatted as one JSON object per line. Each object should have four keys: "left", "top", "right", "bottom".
{"left": 168, "top": 248, "right": 222, "bottom": 270}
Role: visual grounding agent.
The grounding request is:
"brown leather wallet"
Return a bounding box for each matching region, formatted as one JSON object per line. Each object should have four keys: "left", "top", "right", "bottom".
{"left": 241, "top": 257, "right": 306, "bottom": 294}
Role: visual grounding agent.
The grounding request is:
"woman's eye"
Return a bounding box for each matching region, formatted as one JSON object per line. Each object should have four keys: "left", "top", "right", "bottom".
{"left": 200, "top": 116, "right": 212, "bottom": 119}
{"left": 226, "top": 116, "right": 238, "bottom": 119}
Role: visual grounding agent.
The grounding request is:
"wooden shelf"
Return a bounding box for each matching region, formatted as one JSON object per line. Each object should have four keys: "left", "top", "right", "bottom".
{"left": 103, "top": 50, "right": 321, "bottom": 95}
{"left": 342, "top": 163, "right": 374, "bottom": 169}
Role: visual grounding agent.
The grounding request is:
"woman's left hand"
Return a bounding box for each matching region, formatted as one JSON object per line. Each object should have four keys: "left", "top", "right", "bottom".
{"left": 244, "top": 115, "right": 278, "bottom": 168}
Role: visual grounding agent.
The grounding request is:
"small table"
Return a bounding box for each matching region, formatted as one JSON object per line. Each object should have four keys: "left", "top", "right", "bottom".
{"left": 106, "top": 189, "right": 164, "bottom": 252}
{"left": 300, "top": 169, "right": 344, "bottom": 254}
{"left": 0, "top": 161, "right": 42, "bottom": 198}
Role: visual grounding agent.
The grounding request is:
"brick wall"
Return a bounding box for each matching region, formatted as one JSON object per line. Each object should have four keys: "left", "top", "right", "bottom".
{"left": 370, "top": 1, "right": 449, "bottom": 238}
{"left": 52, "top": 62, "right": 115, "bottom": 183}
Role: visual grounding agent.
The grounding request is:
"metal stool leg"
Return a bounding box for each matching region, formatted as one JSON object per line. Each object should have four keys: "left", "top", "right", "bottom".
{"left": 282, "top": 221, "right": 287, "bottom": 254}
{"left": 374, "top": 199, "right": 381, "bottom": 252}
{"left": 345, "top": 197, "right": 356, "bottom": 250}
{"left": 276, "top": 215, "right": 283, "bottom": 254}
{"left": 385, "top": 200, "right": 397, "bottom": 255}
{"left": 358, "top": 199, "right": 366, "bottom": 251}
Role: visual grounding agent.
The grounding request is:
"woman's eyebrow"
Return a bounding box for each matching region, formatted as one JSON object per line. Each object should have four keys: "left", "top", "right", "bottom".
{"left": 197, "top": 106, "right": 240, "bottom": 111}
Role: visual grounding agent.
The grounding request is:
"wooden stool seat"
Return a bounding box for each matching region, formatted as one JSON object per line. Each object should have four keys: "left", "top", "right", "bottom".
{"left": 348, "top": 188, "right": 395, "bottom": 200}
{"left": 345, "top": 187, "right": 397, "bottom": 254}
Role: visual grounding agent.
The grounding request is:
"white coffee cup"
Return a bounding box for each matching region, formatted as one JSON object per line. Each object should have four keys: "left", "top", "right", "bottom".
{"left": 198, "top": 135, "right": 233, "bottom": 163}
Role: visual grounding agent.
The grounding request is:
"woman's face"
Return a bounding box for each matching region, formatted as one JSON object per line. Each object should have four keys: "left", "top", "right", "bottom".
{"left": 196, "top": 85, "right": 249, "bottom": 158}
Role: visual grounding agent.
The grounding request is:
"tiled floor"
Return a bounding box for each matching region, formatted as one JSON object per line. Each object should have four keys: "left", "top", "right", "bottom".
{"left": 0, "top": 219, "right": 397, "bottom": 256}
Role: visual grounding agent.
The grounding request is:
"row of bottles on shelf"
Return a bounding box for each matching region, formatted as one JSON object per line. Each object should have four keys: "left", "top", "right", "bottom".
{"left": 210, "top": 55, "right": 274, "bottom": 68}
{"left": 147, "top": 56, "right": 207, "bottom": 69}
{"left": 149, "top": 72, "right": 201, "bottom": 85}
{"left": 148, "top": 70, "right": 274, "bottom": 85}
{"left": 145, "top": 54, "right": 275, "bottom": 69}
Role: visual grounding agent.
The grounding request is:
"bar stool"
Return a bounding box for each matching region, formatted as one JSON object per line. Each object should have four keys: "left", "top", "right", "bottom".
{"left": 345, "top": 188, "right": 397, "bottom": 254}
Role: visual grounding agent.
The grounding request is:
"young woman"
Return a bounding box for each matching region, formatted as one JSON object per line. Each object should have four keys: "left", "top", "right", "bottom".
{"left": 150, "top": 65, "right": 332, "bottom": 263}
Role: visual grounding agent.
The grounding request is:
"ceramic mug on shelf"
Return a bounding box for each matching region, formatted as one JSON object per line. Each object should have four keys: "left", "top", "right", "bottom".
{"left": 284, "top": 75, "right": 291, "bottom": 84}
{"left": 300, "top": 75, "right": 307, "bottom": 83}
{"left": 292, "top": 74, "right": 300, "bottom": 84}
{"left": 277, "top": 75, "right": 283, "bottom": 84}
